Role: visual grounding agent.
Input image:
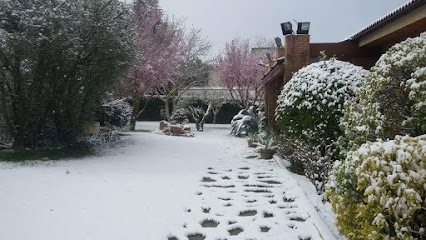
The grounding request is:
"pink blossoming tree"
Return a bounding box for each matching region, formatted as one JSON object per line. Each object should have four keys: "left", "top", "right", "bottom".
{"left": 217, "top": 38, "right": 264, "bottom": 109}
{"left": 122, "top": 0, "right": 186, "bottom": 130}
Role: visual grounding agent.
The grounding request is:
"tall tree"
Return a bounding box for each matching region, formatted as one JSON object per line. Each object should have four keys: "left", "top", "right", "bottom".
{"left": 217, "top": 38, "right": 264, "bottom": 109}
{"left": 200, "top": 88, "right": 229, "bottom": 124}
{"left": 0, "top": 0, "right": 133, "bottom": 148}
{"left": 122, "top": 0, "right": 186, "bottom": 130}
{"left": 157, "top": 28, "right": 212, "bottom": 121}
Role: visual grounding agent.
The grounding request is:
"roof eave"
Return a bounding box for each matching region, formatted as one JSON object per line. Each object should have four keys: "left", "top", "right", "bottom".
{"left": 351, "top": 0, "right": 425, "bottom": 41}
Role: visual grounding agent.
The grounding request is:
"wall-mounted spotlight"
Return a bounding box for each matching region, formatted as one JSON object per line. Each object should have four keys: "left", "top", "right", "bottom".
{"left": 266, "top": 53, "right": 272, "bottom": 61}
{"left": 297, "top": 22, "right": 310, "bottom": 34}
{"left": 281, "top": 22, "right": 293, "bottom": 36}
{"left": 274, "top": 37, "right": 283, "bottom": 48}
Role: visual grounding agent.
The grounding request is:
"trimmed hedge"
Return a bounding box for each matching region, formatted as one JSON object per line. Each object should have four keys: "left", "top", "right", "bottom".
{"left": 138, "top": 98, "right": 241, "bottom": 124}
{"left": 275, "top": 58, "right": 368, "bottom": 146}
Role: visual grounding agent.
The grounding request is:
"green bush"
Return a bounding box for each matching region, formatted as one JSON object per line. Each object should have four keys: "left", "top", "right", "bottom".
{"left": 326, "top": 135, "right": 426, "bottom": 239}
{"left": 275, "top": 58, "right": 368, "bottom": 146}
{"left": 0, "top": 0, "right": 133, "bottom": 147}
{"left": 100, "top": 99, "right": 132, "bottom": 127}
{"left": 341, "top": 32, "right": 426, "bottom": 152}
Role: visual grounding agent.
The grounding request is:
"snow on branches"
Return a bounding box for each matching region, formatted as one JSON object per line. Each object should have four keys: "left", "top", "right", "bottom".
{"left": 276, "top": 58, "right": 368, "bottom": 145}
{"left": 0, "top": 0, "right": 133, "bottom": 147}
{"left": 341, "top": 32, "right": 426, "bottom": 151}
{"left": 326, "top": 135, "right": 426, "bottom": 239}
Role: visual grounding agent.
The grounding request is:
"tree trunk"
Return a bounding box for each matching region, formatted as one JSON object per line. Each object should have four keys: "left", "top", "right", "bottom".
{"left": 195, "top": 119, "right": 201, "bottom": 131}
{"left": 164, "top": 98, "right": 171, "bottom": 122}
{"left": 200, "top": 118, "right": 205, "bottom": 131}
{"left": 213, "top": 113, "right": 218, "bottom": 124}
{"left": 199, "top": 104, "right": 212, "bottom": 131}
{"left": 130, "top": 95, "right": 140, "bottom": 131}
{"left": 0, "top": 77, "right": 14, "bottom": 137}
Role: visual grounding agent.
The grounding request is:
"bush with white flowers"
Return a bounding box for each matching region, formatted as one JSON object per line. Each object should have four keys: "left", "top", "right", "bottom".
{"left": 326, "top": 135, "right": 426, "bottom": 239}
{"left": 341, "top": 32, "right": 426, "bottom": 151}
{"left": 276, "top": 58, "right": 368, "bottom": 146}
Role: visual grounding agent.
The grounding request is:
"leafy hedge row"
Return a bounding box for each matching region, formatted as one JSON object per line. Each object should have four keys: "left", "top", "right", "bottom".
{"left": 275, "top": 33, "right": 426, "bottom": 239}
{"left": 341, "top": 32, "right": 426, "bottom": 152}
{"left": 329, "top": 32, "right": 426, "bottom": 240}
{"left": 326, "top": 135, "right": 425, "bottom": 239}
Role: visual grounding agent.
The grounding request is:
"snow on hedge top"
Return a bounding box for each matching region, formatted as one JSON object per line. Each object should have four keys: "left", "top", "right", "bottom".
{"left": 341, "top": 32, "right": 426, "bottom": 146}
{"left": 326, "top": 134, "right": 426, "bottom": 239}
{"left": 277, "top": 58, "right": 368, "bottom": 112}
{"left": 369, "top": 32, "right": 425, "bottom": 102}
{"left": 407, "top": 66, "right": 426, "bottom": 112}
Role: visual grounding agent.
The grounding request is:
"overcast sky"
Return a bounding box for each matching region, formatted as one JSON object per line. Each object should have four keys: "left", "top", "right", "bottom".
{"left": 159, "top": 0, "right": 409, "bottom": 56}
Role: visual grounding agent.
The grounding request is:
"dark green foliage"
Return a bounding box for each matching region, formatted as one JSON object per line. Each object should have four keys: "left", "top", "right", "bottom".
{"left": 277, "top": 98, "right": 343, "bottom": 146}
{"left": 275, "top": 59, "right": 367, "bottom": 147}
{"left": 0, "top": 145, "right": 96, "bottom": 162}
{"left": 171, "top": 108, "right": 189, "bottom": 125}
{"left": 138, "top": 100, "right": 241, "bottom": 124}
{"left": 137, "top": 98, "right": 171, "bottom": 121}
{"left": 99, "top": 100, "right": 132, "bottom": 127}
{"left": 214, "top": 102, "right": 241, "bottom": 124}
{"left": 0, "top": 0, "right": 134, "bottom": 147}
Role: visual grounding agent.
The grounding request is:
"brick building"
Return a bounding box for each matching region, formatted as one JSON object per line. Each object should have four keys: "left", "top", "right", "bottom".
{"left": 262, "top": 0, "right": 426, "bottom": 130}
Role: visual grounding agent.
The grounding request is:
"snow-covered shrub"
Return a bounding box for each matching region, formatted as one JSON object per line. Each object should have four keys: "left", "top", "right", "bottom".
{"left": 230, "top": 107, "right": 259, "bottom": 136}
{"left": 326, "top": 135, "right": 426, "bottom": 239}
{"left": 0, "top": 0, "right": 133, "bottom": 147}
{"left": 341, "top": 33, "right": 426, "bottom": 151}
{"left": 171, "top": 108, "right": 189, "bottom": 125}
{"left": 256, "top": 127, "right": 276, "bottom": 150}
{"left": 78, "top": 131, "right": 121, "bottom": 146}
{"left": 248, "top": 130, "right": 258, "bottom": 142}
{"left": 100, "top": 99, "right": 132, "bottom": 127}
{"left": 276, "top": 58, "right": 368, "bottom": 146}
{"left": 405, "top": 67, "right": 426, "bottom": 133}
{"left": 280, "top": 131, "right": 336, "bottom": 194}
{"left": 257, "top": 103, "right": 267, "bottom": 130}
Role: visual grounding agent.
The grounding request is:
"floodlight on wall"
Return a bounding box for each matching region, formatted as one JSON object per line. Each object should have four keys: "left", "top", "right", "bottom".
{"left": 274, "top": 37, "right": 283, "bottom": 48}
{"left": 297, "top": 22, "right": 310, "bottom": 34}
{"left": 281, "top": 22, "right": 293, "bottom": 35}
{"left": 266, "top": 53, "right": 272, "bottom": 61}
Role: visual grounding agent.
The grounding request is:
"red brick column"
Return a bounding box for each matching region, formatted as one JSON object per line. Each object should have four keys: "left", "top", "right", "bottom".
{"left": 264, "top": 35, "right": 311, "bottom": 132}
{"left": 271, "top": 35, "right": 310, "bottom": 132}
{"left": 265, "top": 77, "right": 284, "bottom": 131}
{"left": 284, "top": 35, "right": 311, "bottom": 83}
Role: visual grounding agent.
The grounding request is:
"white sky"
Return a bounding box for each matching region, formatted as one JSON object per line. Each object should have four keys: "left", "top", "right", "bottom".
{"left": 159, "top": 0, "right": 410, "bottom": 56}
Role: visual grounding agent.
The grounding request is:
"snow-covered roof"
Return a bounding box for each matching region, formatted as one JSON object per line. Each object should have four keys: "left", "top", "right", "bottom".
{"left": 261, "top": 57, "right": 285, "bottom": 82}
{"left": 350, "top": 0, "right": 425, "bottom": 41}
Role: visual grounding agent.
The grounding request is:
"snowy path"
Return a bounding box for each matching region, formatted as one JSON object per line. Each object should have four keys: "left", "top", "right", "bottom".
{"left": 167, "top": 141, "right": 327, "bottom": 240}
{"left": 0, "top": 122, "right": 336, "bottom": 240}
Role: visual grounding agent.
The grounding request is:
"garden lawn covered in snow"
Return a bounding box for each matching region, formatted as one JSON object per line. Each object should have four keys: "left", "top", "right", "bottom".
{"left": 0, "top": 122, "right": 341, "bottom": 240}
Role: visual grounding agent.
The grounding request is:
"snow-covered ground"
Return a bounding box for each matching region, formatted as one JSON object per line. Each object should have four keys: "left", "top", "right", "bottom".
{"left": 0, "top": 122, "right": 342, "bottom": 240}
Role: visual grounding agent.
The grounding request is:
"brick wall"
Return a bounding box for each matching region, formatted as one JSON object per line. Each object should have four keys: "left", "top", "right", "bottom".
{"left": 284, "top": 35, "right": 311, "bottom": 83}
{"left": 264, "top": 35, "right": 385, "bottom": 131}
{"left": 310, "top": 41, "right": 381, "bottom": 69}
{"left": 264, "top": 69, "right": 284, "bottom": 130}
{"left": 264, "top": 35, "right": 311, "bottom": 131}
